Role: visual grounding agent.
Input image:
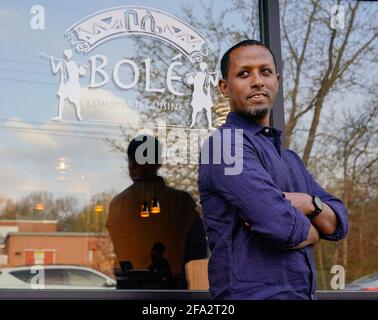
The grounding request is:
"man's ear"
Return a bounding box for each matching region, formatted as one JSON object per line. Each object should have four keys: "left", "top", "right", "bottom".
{"left": 219, "top": 79, "right": 229, "bottom": 98}
{"left": 275, "top": 73, "right": 280, "bottom": 93}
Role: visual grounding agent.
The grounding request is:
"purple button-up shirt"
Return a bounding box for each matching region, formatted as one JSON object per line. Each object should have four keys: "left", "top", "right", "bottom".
{"left": 198, "top": 112, "right": 348, "bottom": 300}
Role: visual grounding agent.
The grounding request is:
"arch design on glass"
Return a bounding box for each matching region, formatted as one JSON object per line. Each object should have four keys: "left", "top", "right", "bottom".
{"left": 64, "top": 6, "right": 212, "bottom": 62}
{"left": 40, "top": 6, "right": 219, "bottom": 129}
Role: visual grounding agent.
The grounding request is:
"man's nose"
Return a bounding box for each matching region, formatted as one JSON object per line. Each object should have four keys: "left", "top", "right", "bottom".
{"left": 250, "top": 72, "right": 264, "bottom": 88}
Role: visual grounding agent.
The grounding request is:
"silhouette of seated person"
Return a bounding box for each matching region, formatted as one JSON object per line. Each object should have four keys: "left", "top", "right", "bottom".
{"left": 107, "top": 135, "right": 208, "bottom": 289}
{"left": 148, "top": 242, "right": 174, "bottom": 288}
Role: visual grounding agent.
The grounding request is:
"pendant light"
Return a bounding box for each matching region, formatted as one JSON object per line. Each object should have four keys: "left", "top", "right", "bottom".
{"left": 140, "top": 200, "right": 150, "bottom": 218}
{"left": 150, "top": 196, "right": 160, "bottom": 214}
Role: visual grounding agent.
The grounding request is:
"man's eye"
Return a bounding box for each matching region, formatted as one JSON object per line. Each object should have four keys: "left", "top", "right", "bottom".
{"left": 238, "top": 71, "right": 249, "bottom": 77}
{"left": 262, "top": 68, "right": 273, "bottom": 75}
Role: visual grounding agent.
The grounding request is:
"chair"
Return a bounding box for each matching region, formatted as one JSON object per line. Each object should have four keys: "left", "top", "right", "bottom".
{"left": 120, "top": 260, "right": 133, "bottom": 273}
{"left": 184, "top": 258, "right": 209, "bottom": 290}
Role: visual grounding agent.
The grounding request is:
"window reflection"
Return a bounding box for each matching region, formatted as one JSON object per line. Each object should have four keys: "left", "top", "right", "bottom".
{"left": 0, "top": 0, "right": 260, "bottom": 290}
{"left": 107, "top": 135, "right": 208, "bottom": 289}
{"left": 279, "top": 0, "right": 378, "bottom": 290}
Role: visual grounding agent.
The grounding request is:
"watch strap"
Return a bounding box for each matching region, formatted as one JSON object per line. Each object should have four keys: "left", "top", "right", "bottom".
{"left": 308, "top": 196, "right": 322, "bottom": 220}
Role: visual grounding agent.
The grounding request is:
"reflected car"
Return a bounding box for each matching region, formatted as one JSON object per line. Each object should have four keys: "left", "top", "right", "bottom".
{"left": 0, "top": 265, "right": 116, "bottom": 289}
{"left": 345, "top": 272, "right": 378, "bottom": 291}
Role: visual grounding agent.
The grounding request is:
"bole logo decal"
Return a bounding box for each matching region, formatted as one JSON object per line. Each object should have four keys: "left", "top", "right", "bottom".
{"left": 40, "top": 6, "right": 219, "bottom": 129}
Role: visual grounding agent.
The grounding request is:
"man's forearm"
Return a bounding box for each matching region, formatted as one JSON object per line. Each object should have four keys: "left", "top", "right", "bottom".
{"left": 283, "top": 192, "right": 338, "bottom": 235}
{"left": 310, "top": 202, "right": 337, "bottom": 235}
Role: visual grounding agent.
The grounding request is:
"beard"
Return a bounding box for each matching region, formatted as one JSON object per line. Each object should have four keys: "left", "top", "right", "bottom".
{"left": 244, "top": 105, "right": 271, "bottom": 121}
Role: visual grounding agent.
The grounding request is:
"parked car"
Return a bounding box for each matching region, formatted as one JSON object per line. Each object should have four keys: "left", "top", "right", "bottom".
{"left": 0, "top": 265, "right": 116, "bottom": 289}
{"left": 345, "top": 272, "right": 378, "bottom": 291}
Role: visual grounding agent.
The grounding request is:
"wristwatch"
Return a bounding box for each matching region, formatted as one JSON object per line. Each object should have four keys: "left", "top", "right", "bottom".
{"left": 307, "top": 196, "right": 323, "bottom": 220}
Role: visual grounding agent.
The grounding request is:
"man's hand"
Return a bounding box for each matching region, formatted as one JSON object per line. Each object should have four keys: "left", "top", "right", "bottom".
{"left": 283, "top": 192, "right": 315, "bottom": 215}
{"left": 284, "top": 192, "right": 338, "bottom": 235}
{"left": 244, "top": 192, "right": 338, "bottom": 236}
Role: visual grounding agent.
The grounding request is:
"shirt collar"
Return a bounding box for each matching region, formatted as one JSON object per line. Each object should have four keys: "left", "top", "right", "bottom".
{"left": 225, "top": 111, "right": 282, "bottom": 137}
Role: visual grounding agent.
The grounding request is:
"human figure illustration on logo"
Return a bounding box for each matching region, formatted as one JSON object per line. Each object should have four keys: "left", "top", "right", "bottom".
{"left": 186, "top": 62, "right": 219, "bottom": 130}
{"left": 41, "top": 49, "right": 87, "bottom": 121}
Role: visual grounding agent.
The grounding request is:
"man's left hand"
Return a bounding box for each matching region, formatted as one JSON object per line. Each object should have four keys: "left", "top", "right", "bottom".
{"left": 283, "top": 192, "right": 338, "bottom": 235}
{"left": 283, "top": 192, "right": 315, "bottom": 215}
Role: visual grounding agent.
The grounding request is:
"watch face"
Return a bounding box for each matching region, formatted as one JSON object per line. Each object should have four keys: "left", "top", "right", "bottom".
{"left": 314, "top": 197, "right": 323, "bottom": 211}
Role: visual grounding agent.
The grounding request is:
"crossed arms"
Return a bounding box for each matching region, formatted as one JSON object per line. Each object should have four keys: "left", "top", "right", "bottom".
{"left": 199, "top": 133, "right": 348, "bottom": 251}
{"left": 284, "top": 192, "right": 338, "bottom": 249}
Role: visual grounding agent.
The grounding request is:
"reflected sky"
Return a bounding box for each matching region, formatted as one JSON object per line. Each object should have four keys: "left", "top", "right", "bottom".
{"left": 0, "top": 0, "right": 260, "bottom": 207}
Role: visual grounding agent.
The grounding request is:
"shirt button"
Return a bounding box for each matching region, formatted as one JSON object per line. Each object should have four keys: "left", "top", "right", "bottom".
{"left": 264, "top": 128, "right": 270, "bottom": 134}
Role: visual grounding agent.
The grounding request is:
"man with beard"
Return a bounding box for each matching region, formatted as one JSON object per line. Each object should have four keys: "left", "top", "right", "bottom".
{"left": 198, "top": 40, "right": 348, "bottom": 299}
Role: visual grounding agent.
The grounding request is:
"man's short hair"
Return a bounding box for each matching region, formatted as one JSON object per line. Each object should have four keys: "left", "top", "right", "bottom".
{"left": 220, "top": 39, "right": 277, "bottom": 79}
{"left": 127, "top": 135, "right": 162, "bottom": 164}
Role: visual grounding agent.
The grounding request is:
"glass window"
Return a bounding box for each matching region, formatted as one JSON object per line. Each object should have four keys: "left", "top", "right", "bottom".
{"left": 280, "top": 0, "right": 378, "bottom": 291}
{"left": 10, "top": 270, "right": 34, "bottom": 284}
{"left": 65, "top": 269, "right": 107, "bottom": 287}
{"left": 0, "top": 0, "right": 260, "bottom": 291}
{"left": 44, "top": 269, "right": 66, "bottom": 285}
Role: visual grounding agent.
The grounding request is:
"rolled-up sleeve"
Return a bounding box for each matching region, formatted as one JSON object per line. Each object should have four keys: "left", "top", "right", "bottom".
{"left": 288, "top": 151, "right": 349, "bottom": 241}
{"left": 199, "top": 130, "right": 311, "bottom": 250}
{"left": 310, "top": 176, "right": 349, "bottom": 241}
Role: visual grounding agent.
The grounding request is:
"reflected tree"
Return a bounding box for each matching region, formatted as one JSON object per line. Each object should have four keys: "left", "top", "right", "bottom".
{"left": 315, "top": 96, "right": 378, "bottom": 286}
{"left": 105, "top": 0, "right": 260, "bottom": 202}
{"left": 281, "top": 0, "right": 377, "bottom": 163}
{"left": 71, "top": 191, "right": 116, "bottom": 233}
{"left": 280, "top": 0, "right": 378, "bottom": 288}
